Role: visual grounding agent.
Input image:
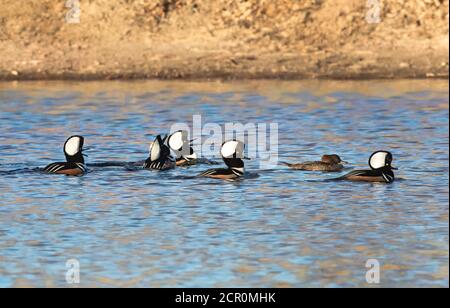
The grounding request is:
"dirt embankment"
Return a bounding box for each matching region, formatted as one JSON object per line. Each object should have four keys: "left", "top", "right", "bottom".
{"left": 0, "top": 0, "right": 448, "bottom": 80}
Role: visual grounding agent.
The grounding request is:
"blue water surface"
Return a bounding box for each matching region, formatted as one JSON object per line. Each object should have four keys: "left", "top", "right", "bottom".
{"left": 0, "top": 80, "right": 448, "bottom": 287}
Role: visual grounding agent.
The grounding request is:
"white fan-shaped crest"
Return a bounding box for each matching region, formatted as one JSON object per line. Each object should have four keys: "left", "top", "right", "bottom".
{"left": 168, "top": 131, "right": 185, "bottom": 151}
{"left": 64, "top": 136, "right": 82, "bottom": 156}
{"left": 369, "top": 151, "right": 389, "bottom": 169}
{"left": 221, "top": 140, "right": 244, "bottom": 158}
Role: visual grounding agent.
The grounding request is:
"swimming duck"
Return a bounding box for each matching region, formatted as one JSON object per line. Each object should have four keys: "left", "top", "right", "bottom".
{"left": 337, "top": 151, "right": 397, "bottom": 183}
{"left": 283, "top": 154, "right": 346, "bottom": 172}
{"left": 143, "top": 135, "right": 176, "bottom": 171}
{"left": 164, "top": 130, "right": 198, "bottom": 166}
{"left": 43, "top": 135, "right": 87, "bottom": 176}
{"left": 199, "top": 140, "right": 245, "bottom": 181}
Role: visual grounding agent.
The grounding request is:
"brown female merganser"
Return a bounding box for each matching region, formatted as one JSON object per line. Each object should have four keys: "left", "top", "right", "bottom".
{"left": 283, "top": 154, "right": 346, "bottom": 172}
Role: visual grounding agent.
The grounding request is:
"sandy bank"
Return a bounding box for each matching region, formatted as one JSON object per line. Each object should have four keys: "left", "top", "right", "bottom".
{"left": 0, "top": 0, "right": 448, "bottom": 80}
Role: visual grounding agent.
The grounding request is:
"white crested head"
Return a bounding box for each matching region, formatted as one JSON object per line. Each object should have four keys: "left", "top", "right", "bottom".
{"left": 369, "top": 151, "right": 392, "bottom": 169}
{"left": 64, "top": 136, "right": 83, "bottom": 156}
{"left": 168, "top": 130, "right": 186, "bottom": 152}
{"left": 221, "top": 140, "right": 244, "bottom": 159}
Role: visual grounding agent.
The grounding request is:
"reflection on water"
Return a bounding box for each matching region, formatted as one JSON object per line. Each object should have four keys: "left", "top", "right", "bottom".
{"left": 0, "top": 80, "right": 448, "bottom": 288}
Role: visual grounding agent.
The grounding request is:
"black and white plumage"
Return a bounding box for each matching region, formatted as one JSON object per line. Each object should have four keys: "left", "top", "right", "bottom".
{"left": 44, "top": 162, "right": 87, "bottom": 174}
{"left": 143, "top": 135, "right": 176, "bottom": 171}
{"left": 198, "top": 140, "right": 246, "bottom": 181}
{"left": 43, "top": 135, "right": 87, "bottom": 176}
{"left": 164, "top": 130, "right": 198, "bottom": 166}
{"left": 337, "top": 151, "right": 397, "bottom": 183}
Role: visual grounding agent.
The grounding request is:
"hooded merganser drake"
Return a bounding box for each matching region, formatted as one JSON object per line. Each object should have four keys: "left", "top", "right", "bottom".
{"left": 164, "top": 130, "right": 198, "bottom": 166}
{"left": 43, "top": 135, "right": 87, "bottom": 176}
{"left": 143, "top": 135, "right": 176, "bottom": 171}
{"left": 199, "top": 140, "right": 246, "bottom": 181}
{"left": 282, "top": 154, "right": 346, "bottom": 172}
{"left": 337, "top": 151, "right": 397, "bottom": 183}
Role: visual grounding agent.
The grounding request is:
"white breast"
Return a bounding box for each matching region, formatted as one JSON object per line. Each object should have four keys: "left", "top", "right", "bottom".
{"left": 150, "top": 139, "right": 161, "bottom": 161}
